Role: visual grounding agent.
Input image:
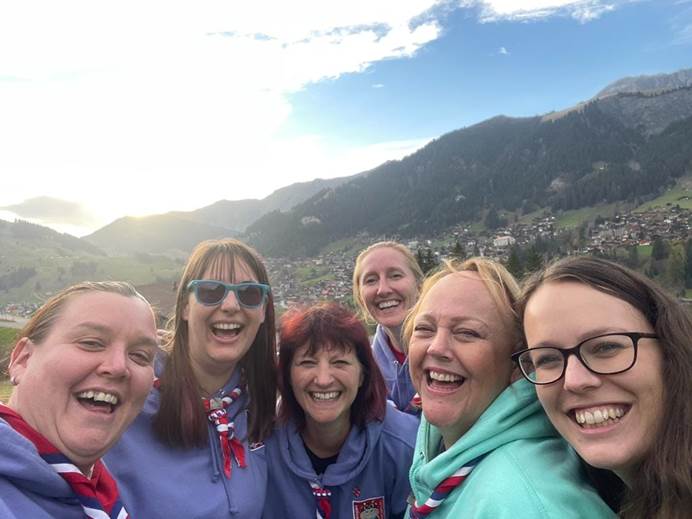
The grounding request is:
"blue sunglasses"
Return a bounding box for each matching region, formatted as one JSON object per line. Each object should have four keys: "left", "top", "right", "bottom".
{"left": 187, "top": 280, "right": 270, "bottom": 308}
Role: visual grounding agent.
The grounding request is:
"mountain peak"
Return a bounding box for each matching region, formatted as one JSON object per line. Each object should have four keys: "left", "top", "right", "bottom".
{"left": 595, "top": 68, "right": 692, "bottom": 98}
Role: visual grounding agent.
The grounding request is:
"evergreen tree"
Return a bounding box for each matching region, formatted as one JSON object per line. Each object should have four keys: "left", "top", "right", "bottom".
{"left": 524, "top": 246, "right": 543, "bottom": 274}
{"left": 626, "top": 245, "right": 639, "bottom": 269}
{"left": 684, "top": 239, "right": 692, "bottom": 290}
{"left": 451, "top": 240, "right": 466, "bottom": 260}
{"left": 505, "top": 246, "right": 524, "bottom": 279}
{"left": 651, "top": 237, "right": 668, "bottom": 261}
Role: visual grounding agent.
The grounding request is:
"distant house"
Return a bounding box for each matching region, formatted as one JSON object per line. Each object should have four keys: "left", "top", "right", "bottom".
{"left": 493, "top": 235, "right": 516, "bottom": 248}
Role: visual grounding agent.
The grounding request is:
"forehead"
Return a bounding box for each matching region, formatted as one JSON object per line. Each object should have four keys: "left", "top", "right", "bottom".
{"left": 525, "top": 281, "right": 651, "bottom": 335}
{"left": 360, "top": 247, "right": 410, "bottom": 275}
{"left": 419, "top": 272, "right": 498, "bottom": 319}
{"left": 294, "top": 340, "right": 357, "bottom": 358}
{"left": 53, "top": 292, "right": 156, "bottom": 333}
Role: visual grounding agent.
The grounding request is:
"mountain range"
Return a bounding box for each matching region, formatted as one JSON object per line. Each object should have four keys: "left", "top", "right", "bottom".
{"left": 8, "top": 67, "right": 692, "bottom": 260}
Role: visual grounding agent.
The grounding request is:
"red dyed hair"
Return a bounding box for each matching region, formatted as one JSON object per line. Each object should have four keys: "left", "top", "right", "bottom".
{"left": 278, "top": 302, "right": 387, "bottom": 429}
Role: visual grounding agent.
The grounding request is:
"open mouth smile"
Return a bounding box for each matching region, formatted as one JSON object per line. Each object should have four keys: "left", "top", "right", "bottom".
{"left": 309, "top": 391, "right": 341, "bottom": 401}
{"left": 425, "top": 369, "right": 465, "bottom": 391}
{"left": 571, "top": 405, "right": 630, "bottom": 429}
{"left": 211, "top": 321, "right": 242, "bottom": 339}
{"left": 76, "top": 390, "right": 120, "bottom": 414}
{"left": 376, "top": 300, "right": 401, "bottom": 310}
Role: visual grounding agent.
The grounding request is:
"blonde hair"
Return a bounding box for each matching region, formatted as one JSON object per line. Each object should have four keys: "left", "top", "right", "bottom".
{"left": 402, "top": 257, "right": 521, "bottom": 352}
{"left": 352, "top": 241, "right": 424, "bottom": 323}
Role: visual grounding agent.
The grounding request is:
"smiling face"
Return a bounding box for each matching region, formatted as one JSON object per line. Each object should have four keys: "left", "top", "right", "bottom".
{"left": 9, "top": 292, "right": 158, "bottom": 473}
{"left": 183, "top": 259, "right": 266, "bottom": 387}
{"left": 408, "top": 272, "right": 514, "bottom": 447}
{"left": 357, "top": 247, "right": 419, "bottom": 332}
{"left": 523, "top": 281, "right": 665, "bottom": 483}
{"left": 290, "top": 343, "right": 364, "bottom": 434}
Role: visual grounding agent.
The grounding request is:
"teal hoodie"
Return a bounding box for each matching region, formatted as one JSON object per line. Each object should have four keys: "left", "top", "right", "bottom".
{"left": 408, "top": 378, "right": 616, "bottom": 518}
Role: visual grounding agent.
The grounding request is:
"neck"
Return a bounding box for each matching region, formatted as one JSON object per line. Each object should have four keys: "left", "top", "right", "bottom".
{"left": 383, "top": 324, "right": 404, "bottom": 353}
{"left": 302, "top": 416, "right": 351, "bottom": 458}
{"left": 191, "top": 359, "right": 237, "bottom": 396}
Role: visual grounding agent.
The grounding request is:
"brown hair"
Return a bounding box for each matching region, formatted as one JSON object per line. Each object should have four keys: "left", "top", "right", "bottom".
{"left": 277, "top": 302, "right": 387, "bottom": 430}
{"left": 518, "top": 256, "right": 692, "bottom": 519}
{"left": 153, "top": 239, "right": 277, "bottom": 446}
{"left": 352, "top": 241, "right": 424, "bottom": 324}
{"left": 403, "top": 257, "right": 522, "bottom": 350}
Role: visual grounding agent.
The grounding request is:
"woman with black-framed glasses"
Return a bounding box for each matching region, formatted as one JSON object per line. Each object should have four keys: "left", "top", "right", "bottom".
{"left": 518, "top": 256, "right": 692, "bottom": 519}
{"left": 104, "top": 239, "right": 277, "bottom": 518}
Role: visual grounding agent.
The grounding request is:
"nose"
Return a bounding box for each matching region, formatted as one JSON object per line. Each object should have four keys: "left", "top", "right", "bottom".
{"left": 313, "top": 362, "right": 335, "bottom": 387}
{"left": 376, "top": 277, "right": 392, "bottom": 295}
{"left": 562, "top": 354, "right": 601, "bottom": 392}
{"left": 220, "top": 289, "right": 241, "bottom": 311}
{"left": 426, "top": 330, "right": 451, "bottom": 361}
{"left": 97, "top": 345, "right": 130, "bottom": 379}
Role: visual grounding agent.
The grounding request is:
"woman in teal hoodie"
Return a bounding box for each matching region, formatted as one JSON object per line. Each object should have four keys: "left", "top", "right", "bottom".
{"left": 405, "top": 258, "right": 614, "bottom": 518}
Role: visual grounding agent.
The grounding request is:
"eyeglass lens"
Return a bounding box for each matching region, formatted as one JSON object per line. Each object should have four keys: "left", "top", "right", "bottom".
{"left": 519, "top": 334, "right": 636, "bottom": 383}
{"left": 195, "top": 281, "right": 265, "bottom": 307}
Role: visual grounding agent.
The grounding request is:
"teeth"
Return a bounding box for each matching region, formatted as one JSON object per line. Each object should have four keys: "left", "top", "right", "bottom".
{"left": 574, "top": 406, "right": 625, "bottom": 426}
{"left": 429, "top": 370, "right": 462, "bottom": 383}
{"left": 77, "top": 390, "right": 118, "bottom": 405}
{"left": 213, "top": 322, "right": 241, "bottom": 330}
{"left": 311, "top": 391, "right": 340, "bottom": 401}
{"left": 377, "top": 300, "right": 399, "bottom": 310}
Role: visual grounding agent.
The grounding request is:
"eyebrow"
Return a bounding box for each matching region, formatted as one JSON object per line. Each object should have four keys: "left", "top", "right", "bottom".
{"left": 72, "top": 322, "right": 158, "bottom": 349}
{"left": 529, "top": 327, "right": 630, "bottom": 348}
{"left": 415, "top": 313, "right": 489, "bottom": 329}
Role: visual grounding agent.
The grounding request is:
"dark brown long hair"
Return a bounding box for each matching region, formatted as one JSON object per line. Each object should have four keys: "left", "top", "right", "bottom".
{"left": 277, "top": 302, "right": 387, "bottom": 430}
{"left": 153, "top": 239, "right": 277, "bottom": 446}
{"left": 518, "top": 256, "right": 692, "bottom": 519}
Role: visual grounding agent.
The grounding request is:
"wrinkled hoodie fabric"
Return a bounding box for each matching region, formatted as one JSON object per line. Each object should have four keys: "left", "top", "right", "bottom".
{"left": 263, "top": 405, "right": 418, "bottom": 519}
{"left": 105, "top": 365, "right": 267, "bottom": 518}
{"left": 409, "top": 378, "right": 617, "bottom": 518}
{"left": 372, "top": 325, "right": 419, "bottom": 416}
{"left": 0, "top": 418, "right": 86, "bottom": 518}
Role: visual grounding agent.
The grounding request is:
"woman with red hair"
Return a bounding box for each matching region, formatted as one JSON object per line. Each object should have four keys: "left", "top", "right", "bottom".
{"left": 263, "top": 302, "right": 417, "bottom": 519}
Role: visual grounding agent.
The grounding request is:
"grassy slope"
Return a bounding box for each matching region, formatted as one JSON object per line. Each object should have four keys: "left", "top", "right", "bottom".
{"left": 0, "top": 327, "right": 16, "bottom": 402}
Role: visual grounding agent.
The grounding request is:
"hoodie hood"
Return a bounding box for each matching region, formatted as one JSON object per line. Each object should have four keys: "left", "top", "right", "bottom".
{"left": 411, "top": 378, "right": 556, "bottom": 499}
{"left": 277, "top": 416, "right": 384, "bottom": 486}
{"left": 0, "top": 418, "right": 73, "bottom": 501}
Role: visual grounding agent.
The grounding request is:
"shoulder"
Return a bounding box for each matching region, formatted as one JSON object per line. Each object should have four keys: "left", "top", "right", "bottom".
{"left": 380, "top": 407, "right": 418, "bottom": 447}
{"left": 456, "top": 438, "right": 615, "bottom": 518}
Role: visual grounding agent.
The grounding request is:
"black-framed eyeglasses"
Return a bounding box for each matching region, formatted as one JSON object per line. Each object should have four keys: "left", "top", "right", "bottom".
{"left": 187, "top": 280, "right": 270, "bottom": 308}
{"left": 512, "top": 332, "right": 658, "bottom": 385}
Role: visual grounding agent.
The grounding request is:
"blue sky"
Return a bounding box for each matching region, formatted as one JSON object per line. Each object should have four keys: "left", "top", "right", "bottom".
{"left": 0, "top": 0, "right": 690, "bottom": 235}
{"left": 282, "top": 0, "right": 692, "bottom": 145}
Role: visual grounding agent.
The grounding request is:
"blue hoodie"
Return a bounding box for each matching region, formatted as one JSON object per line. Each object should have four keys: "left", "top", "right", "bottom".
{"left": 263, "top": 406, "right": 418, "bottom": 519}
{"left": 105, "top": 366, "right": 267, "bottom": 518}
{"left": 409, "top": 378, "right": 616, "bottom": 518}
{"left": 0, "top": 418, "right": 86, "bottom": 518}
{"left": 372, "top": 325, "right": 419, "bottom": 416}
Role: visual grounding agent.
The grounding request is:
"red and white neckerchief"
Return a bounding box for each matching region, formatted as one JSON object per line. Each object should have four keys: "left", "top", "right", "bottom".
{"left": 409, "top": 455, "right": 485, "bottom": 518}
{"left": 0, "top": 403, "right": 129, "bottom": 519}
{"left": 309, "top": 480, "right": 332, "bottom": 519}
{"left": 202, "top": 386, "right": 246, "bottom": 479}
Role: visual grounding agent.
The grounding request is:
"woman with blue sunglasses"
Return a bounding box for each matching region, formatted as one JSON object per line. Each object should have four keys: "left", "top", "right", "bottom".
{"left": 106, "top": 238, "right": 277, "bottom": 518}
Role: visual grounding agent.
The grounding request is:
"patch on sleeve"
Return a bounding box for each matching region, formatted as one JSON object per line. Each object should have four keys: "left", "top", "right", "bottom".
{"left": 352, "top": 496, "right": 385, "bottom": 519}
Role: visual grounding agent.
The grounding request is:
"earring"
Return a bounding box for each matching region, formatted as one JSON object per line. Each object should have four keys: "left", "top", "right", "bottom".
{"left": 10, "top": 375, "right": 18, "bottom": 385}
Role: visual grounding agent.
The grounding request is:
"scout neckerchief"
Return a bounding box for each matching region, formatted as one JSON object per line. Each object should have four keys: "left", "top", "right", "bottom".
{"left": 409, "top": 455, "right": 485, "bottom": 518}
{"left": 310, "top": 480, "right": 332, "bottom": 519}
{"left": 202, "top": 386, "right": 247, "bottom": 478}
{"left": 0, "top": 403, "right": 129, "bottom": 519}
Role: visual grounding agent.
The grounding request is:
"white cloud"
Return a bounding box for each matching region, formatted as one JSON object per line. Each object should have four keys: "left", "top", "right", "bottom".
{"left": 0, "top": 1, "right": 443, "bottom": 230}
{"left": 498, "top": 46, "right": 510, "bottom": 54}
{"left": 372, "top": 83, "right": 385, "bottom": 88}
{"left": 471, "top": 0, "right": 634, "bottom": 23}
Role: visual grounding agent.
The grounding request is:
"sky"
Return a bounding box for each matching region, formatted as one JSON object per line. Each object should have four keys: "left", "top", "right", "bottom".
{"left": 1, "top": 0, "right": 691, "bottom": 236}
